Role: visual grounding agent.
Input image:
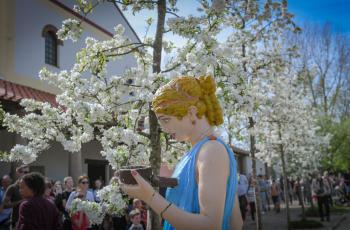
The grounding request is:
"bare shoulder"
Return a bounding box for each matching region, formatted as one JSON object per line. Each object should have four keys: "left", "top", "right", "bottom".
{"left": 197, "top": 139, "right": 229, "bottom": 164}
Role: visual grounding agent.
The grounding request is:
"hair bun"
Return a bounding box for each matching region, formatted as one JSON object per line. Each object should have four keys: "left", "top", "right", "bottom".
{"left": 198, "top": 75, "right": 216, "bottom": 95}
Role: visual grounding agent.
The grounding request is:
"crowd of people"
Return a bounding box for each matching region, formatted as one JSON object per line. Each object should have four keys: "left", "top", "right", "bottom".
{"left": 0, "top": 165, "right": 149, "bottom": 230}
{"left": 1, "top": 163, "right": 350, "bottom": 229}
{"left": 237, "top": 169, "right": 350, "bottom": 223}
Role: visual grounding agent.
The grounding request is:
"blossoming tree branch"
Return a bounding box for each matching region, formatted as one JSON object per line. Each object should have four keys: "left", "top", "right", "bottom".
{"left": 0, "top": 0, "right": 331, "bottom": 229}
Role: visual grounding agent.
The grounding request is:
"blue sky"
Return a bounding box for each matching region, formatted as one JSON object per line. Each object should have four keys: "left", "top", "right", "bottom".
{"left": 288, "top": 0, "right": 350, "bottom": 33}
{"left": 123, "top": 0, "right": 350, "bottom": 39}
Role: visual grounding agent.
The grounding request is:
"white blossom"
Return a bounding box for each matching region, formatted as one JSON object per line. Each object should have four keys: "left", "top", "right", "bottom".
{"left": 57, "top": 19, "right": 83, "bottom": 42}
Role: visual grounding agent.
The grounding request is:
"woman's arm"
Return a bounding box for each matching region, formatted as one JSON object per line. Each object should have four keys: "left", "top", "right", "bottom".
{"left": 65, "top": 191, "right": 76, "bottom": 211}
{"left": 122, "top": 140, "right": 238, "bottom": 230}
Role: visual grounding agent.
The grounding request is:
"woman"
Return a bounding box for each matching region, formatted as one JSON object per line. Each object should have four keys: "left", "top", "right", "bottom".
{"left": 53, "top": 180, "right": 71, "bottom": 229}
{"left": 53, "top": 180, "right": 63, "bottom": 196}
{"left": 246, "top": 178, "right": 256, "bottom": 221}
{"left": 65, "top": 176, "right": 94, "bottom": 211}
{"left": 17, "top": 172, "right": 61, "bottom": 229}
{"left": 66, "top": 176, "right": 94, "bottom": 230}
{"left": 120, "top": 76, "right": 243, "bottom": 229}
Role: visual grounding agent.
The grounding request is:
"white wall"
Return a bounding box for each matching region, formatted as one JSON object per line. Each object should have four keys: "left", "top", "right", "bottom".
{"left": 0, "top": 132, "right": 70, "bottom": 181}
{"left": 14, "top": 0, "right": 137, "bottom": 82}
{"left": 29, "top": 142, "right": 70, "bottom": 181}
{"left": 0, "top": 136, "right": 110, "bottom": 182}
{"left": 244, "top": 157, "right": 266, "bottom": 177}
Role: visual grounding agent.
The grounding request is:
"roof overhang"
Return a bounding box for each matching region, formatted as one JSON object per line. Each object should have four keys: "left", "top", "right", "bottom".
{"left": 0, "top": 79, "right": 58, "bottom": 107}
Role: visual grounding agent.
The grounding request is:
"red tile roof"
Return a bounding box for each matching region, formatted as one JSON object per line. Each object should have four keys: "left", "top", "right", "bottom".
{"left": 0, "top": 79, "right": 58, "bottom": 107}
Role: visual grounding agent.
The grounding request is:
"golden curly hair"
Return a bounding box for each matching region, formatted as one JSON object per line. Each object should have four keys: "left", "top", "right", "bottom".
{"left": 152, "top": 75, "right": 223, "bottom": 126}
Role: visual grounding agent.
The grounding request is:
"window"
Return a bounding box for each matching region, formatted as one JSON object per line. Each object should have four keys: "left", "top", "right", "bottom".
{"left": 45, "top": 31, "right": 57, "bottom": 66}
{"left": 42, "top": 25, "right": 63, "bottom": 67}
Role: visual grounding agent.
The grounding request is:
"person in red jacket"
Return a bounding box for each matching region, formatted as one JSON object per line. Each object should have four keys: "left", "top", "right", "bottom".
{"left": 17, "top": 172, "right": 61, "bottom": 230}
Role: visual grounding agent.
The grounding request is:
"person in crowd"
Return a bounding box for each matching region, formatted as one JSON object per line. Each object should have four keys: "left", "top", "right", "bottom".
{"left": 279, "top": 176, "right": 285, "bottom": 203}
{"left": 301, "top": 177, "right": 312, "bottom": 206}
{"left": 237, "top": 173, "right": 249, "bottom": 221}
{"left": 61, "top": 177, "right": 75, "bottom": 230}
{"left": 66, "top": 176, "right": 94, "bottom": 230}
{"left": 0, "top": 175, "right": 12, "bottom": 228}
{"left": 343, "top": 168, "right": 350, "bottom": 197}
{"left": 17, "top": 172, "right": 61, "bottom": 229}
{"left": 53, "top": 181, "right": 63, "bottom": 197}
{"left": 246, "top": 177, "right": 256, "bottom": 221}
{"left": 63, "top": 177, "right": 75, "bottom": 199}
{"left": 120, "top": 76, "right": 243, "bottom": 229}
{"left": 53, "top": 180, "right": 71, "bottom": 230}
{"left": 258, "top": 175, "right": 268, "bottom": 213}
{"left": 2, "top": 165, "right": 29, "bottom": 228}
{"left": 91, "top": 179, "right": 102, "bottom": 203}
{"left": 339, "top": 175, "right": 347, "bottom": 198}
{"left": 324, "top": 171, "right": 334, "bottom": 207}
{"left": 312, "top": 172, "right": 331, "bottom": 222}
{"left": 44, "top": 179, "right": 55, "bottom": 203}
{"left": 128, "top": 209, "right": 144, "bottom": 230}
{"left": 70, "top": 188, "right": 89, "bottom": 230}
{"left": 132, "top": 199, "right": 147, "bottom": 227}
{"left": 264, "top": 176, "right": 271, "bottom": 211}
{"left": 65, "top": 176, "right": 94, "bottom": 211}
{"left": 287, "top": 178, "right": 294, "bottom": 205}
{"left": 270, "top": 179, "right": 281, "bottom": 213}
{"left": 0, "top": 175, "right": 11, "bottom": 195}
{"left": 293, "top": 177, "right": 303, "bottom": 206}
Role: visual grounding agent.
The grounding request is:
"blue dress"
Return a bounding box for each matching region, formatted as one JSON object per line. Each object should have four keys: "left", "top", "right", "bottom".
{"left": 163, "top": 136, "right": 238, "bottom": 230}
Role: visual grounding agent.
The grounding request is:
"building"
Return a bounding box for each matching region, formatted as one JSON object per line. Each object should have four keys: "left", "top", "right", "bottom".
{"left": 231, "top": 146, "right": 269, "bottom": 177}
{"left": 0, "top": 0, "right": 140, "bottom": 184}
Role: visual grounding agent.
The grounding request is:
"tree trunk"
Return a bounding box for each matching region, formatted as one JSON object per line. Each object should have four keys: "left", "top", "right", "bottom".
{"left": 300, "top": 192, "right": 306, "bottom": 221}
{"left": 320, "top": 76, "right": 328, "bottom": 116}
{"left": 148, "top": 0, "right": 166, "bottom": 229}
{"left": 278, "top": 124, "right": 291, "bottom": 230}
{"left": 249, "top": 117, "right": 262, "bottom": 230}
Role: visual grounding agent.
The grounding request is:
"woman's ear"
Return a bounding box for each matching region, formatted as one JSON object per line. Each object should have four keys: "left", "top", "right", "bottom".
{"left": 188, "top": 106, "right": 198, "bottom": 121}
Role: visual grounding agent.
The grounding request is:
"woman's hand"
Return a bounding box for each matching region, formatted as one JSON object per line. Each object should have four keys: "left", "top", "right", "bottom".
{"left": 119, "top": 170, "right": 155, "bottom": 204}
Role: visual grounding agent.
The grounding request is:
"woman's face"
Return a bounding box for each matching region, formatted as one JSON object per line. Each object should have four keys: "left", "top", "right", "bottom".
{"left": 65, "top": 178, "right": 74, "bottom": 189}
{"left": 19, "top": 179, "right": 34, "bottom": 199}
{"left": 78, "top": 179, "right": 89, "bottom": 191}
{"left": 94, "top": 180, "right": 102, "bottom": 189}
{"left": 156, "top": 113, "right": 193, "bottom": 142}
{"left": 133, "top": 200, "right": 142, "bottom": 209}
{"left": 54, "top": 181, "right": 63, "bottom": 194}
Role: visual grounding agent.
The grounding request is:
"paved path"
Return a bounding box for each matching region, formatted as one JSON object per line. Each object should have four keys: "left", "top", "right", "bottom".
{"left": 333, "top": 214, "right": 349, "bottom": 230}
{"left": 243, "top": 203, "right": 348, "bottom": 230}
